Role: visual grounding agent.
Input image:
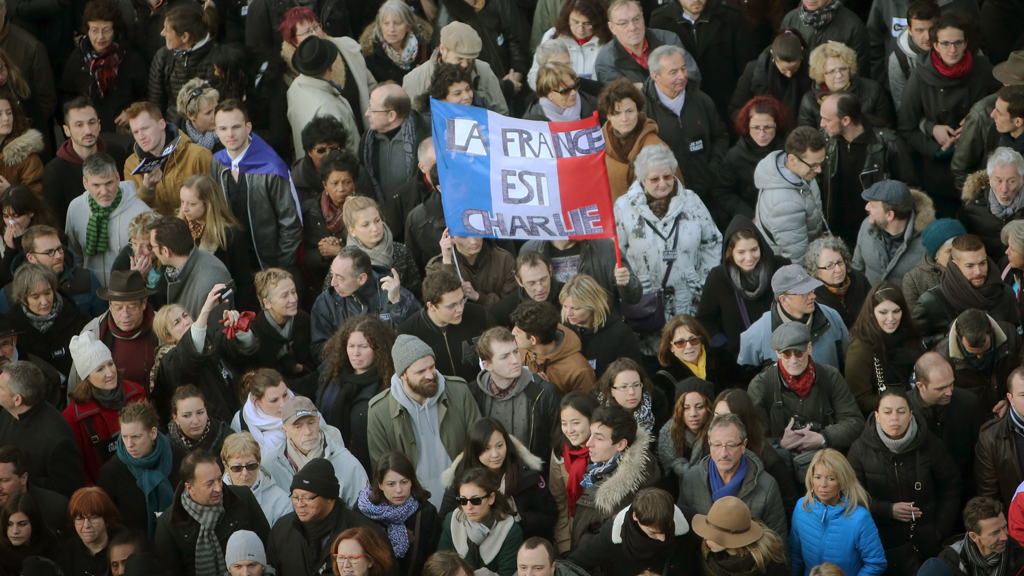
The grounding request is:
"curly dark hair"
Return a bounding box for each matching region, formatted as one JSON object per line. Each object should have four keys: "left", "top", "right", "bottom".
{"left": 320, "top": 149, "right": 361, "bottom": 184}
{"left": 425, "top": 62, "right": 473, "bottom": 104}
{"left": 321, "top": 314, "right": 397, "bottom": 379}
{"left": 597, "top": 78, "right": 646, "bottom": 120}
{"left": 81, "top": 0, "right": 126, "bottom": 35}
{"left": 553, "top": 0, "right": 612, "bottom": 44}
{"left": 301, "top": 116, "right": 349, "bottom": 154}
{"left": 734, "top": 95, "right": 791, "bottom": 138}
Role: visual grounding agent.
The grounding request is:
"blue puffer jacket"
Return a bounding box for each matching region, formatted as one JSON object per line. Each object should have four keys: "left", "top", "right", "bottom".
{"left": 791, "top": 496, "right": 887, "bottom": 576}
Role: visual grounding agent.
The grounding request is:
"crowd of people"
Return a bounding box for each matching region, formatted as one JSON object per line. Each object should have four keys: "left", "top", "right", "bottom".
{"left": 0, "top": 0, "right": 1018, "bottom": 573}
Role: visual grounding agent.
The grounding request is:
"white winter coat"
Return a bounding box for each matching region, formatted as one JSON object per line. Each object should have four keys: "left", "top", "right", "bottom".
{"left": 527, "top": 29, "right": 605, "bottom": 90}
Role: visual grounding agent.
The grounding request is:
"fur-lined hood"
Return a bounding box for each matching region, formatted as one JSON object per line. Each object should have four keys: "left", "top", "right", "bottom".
{"left": 589, "top": 427, "right": 655, "bottom": 515}
{"left": 963, "top": 169, "right": 994, "bottom": 203}
{"left": 908, "top": 189, "right": 937, "bottom": 234}
{"left": 441, "top": 433, "right": 545, "bottom": 487}
{"left": 0, "top": 128, "right": 43, "bottom": 167}
{"left": 359, "top": 17, "right": 433, "bottom": 57}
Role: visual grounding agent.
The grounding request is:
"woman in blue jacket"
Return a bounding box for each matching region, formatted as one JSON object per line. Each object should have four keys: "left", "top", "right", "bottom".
{"left": 791, "top": 449, "right": 887, "bottom": 576}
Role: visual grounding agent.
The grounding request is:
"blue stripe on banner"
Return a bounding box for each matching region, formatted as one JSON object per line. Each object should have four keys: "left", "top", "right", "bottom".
{"left": 430, "top": 99, "right": 493, "bottom": 238}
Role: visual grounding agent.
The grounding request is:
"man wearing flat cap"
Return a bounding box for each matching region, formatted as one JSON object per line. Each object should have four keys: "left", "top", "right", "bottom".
{"left": 287, "top": 35, "right": 362, "bottom": 158}
{"left": 851, "top": 179, "right": 936, "bottom": 287}
{"left": 261, "top": 396, "right": 367, "bottom": 509}
{"left": 738, "top": 264, "right": 849, "bottom": 370}
{"left": 366, "top": 333, "right": 481, "bottom": 508}
{"left": 402, "top": 22, "right": 509, "bottom": 115}
{"left": 747, "top": 322, "right": 864, "bottom": 481}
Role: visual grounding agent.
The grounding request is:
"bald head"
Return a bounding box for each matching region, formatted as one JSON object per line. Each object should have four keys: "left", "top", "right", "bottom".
{"left": 417, "top": 136, "right": 436, "bottom": 175}
{"left": 367, "top": 83, "right": 410, "bottom": 132}
{"left": 915, "top": 352, "right": 955, "bottom": 407}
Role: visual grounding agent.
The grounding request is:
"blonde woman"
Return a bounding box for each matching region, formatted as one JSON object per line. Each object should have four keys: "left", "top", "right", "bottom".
{"left": 791, "top": 449, "right": 886, "bottom": 576}
{"left": 559, "top": 273, "right": 641, "bottom": 377}
{"left": 220, "top": 432, "right": 292, "bottom": 527}
{"left": 342, "top": 196, "right": 421, "bottom": 296}
{"left": 175, "top": 79, "right": 220, "bottom": 150}
{"left": 525, "top": 62, "right": 599, "bottom": 122}
{"left": 111, "top": 211, "right": 163, "bottom": 289}
{"left": 798, "top": 41, "right": 893, "bottom": 128}
{"left": 247, "top": 268, "right": 317, "bottom": 397}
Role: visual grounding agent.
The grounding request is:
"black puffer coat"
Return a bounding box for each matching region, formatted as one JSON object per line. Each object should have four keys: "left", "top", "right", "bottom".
{"left": 569, "top": 316, "right": 643, "bottom": 379}
{"left": 147, "top": 38, "right": 218, "bottom": 125}
{"left": 315, "top": 366, "right": 386, "bottom": 474}
{"left": 714, "top": 136, "right": 784, "bottom": 223}
{"left": 847, "top": 415, "right": 962, "bottom": 569}
{"left": 243, "top": 310, "right": 319, "bottom": 398}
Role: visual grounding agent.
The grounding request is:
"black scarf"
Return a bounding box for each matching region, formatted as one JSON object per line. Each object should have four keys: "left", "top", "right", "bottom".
{"left": 767, "top": 58, "right": 812, "bottom": 120}
{"left": 322, "top": 367, "right": 381, "bottom": 443}
{"left": 1000, "top": 132, "right": 1024, "bottom": 155}
{"left": 92, "top": 384, "right": 126, "bottom": 410}
{"left": 621, "top": 512, "right": 675, "bottom": 562}
{"left": 939, "top": 258, "right": 1006, "bottom": 313}
{"left": 700, "top": 543, "right": 764, "bottom": 576}
{"left": 303, "top": 502, "right": 342, "bottom": 551}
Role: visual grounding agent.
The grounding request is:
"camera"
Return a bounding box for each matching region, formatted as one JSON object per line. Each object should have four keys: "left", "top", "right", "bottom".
{"left": 791, "top": 415, "right": 822, "bottom": 432}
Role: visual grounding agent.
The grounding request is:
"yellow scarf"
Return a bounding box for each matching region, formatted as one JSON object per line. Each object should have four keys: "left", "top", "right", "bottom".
{"left": 681, "top": 347, "right": 707, "bottom": 379}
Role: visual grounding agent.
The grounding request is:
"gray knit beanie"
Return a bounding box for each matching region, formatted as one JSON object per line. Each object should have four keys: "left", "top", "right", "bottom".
{"left": 392, "top": 334, "right": 435, "bottom": 377}
{"left": 224, "top": 530, "right": 266, "bottom": 567}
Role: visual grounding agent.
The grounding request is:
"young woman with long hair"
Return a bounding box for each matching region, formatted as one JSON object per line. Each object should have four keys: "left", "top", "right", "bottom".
{"left": 596, "top": 358, "right": 669, "bottom": 435}
{"left": 658, "top": 378, "right": 713, "bottom": 480}
{"left": 330, "top": 526, "right": 396, "bottom": 576}
{"left": 0, "top": 91, "right": 44, "bottom": 194}
{"left": 0, "top": 492, "right": 57, "bottom": 574}
{"left": 437, "top": 468, "right": 523, "bottom": 576}
{"left": 548, "top": 391, "right": 599, "bottom": 554}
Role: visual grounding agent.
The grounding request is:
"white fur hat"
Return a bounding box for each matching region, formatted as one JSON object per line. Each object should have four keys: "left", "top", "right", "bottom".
{"left": 70, "top": 332, "right": 113, "bottom": 380}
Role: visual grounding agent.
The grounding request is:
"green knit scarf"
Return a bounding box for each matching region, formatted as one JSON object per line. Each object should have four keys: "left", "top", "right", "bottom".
{"left": 85, "top": 188, "right": 123, "bottom": 256}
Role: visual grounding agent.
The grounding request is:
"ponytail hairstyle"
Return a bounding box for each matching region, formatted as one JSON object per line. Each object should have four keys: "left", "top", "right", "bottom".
{"left": 240, "top": 368, "right": 285, "bottom": 402}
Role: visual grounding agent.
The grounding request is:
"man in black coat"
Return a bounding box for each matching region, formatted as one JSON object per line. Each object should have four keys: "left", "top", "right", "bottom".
{"left": 491, "top": 251, "right": 564, "bottom": 329}
{"left": 267, "top": 458, "right": 394, "bottom": 576}
{"left": 155, "top": 450, "right": 271, "bottom": 576}
{"left": 0, "top": 446, "right": 69, "bottom": 539}
{"left": 0, "top": 360, "right": 82, "bottom": 497}
{"left": 935, "top": 309, "right": 1022, "bottom": 417}
{"left": 384, "top": 138, "right": 435, "bottom": 245}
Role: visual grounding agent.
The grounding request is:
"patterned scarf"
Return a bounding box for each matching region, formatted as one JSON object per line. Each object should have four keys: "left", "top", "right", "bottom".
{"left": 22, "top": 293, "right": 63, "bottom": 333}
{"left": 633, "top": 393, "right": 655, "bottom": 432}
{"left": 797, "top": 0, "right": 842, "bottom": 29}
{"left": 823, "top": 275, "right": 851, "bottom": 305}
{"left": 180, "top": 490, "right": 226, "bottom": 576}
{"left": 86, "top": 188, "right": 123, "bottom": 256}
{"left": 779, "top": 357, "right": 816, "bottom": 398}
{"left": 383, "top": 33, "right": 420, "bottom": 71}
{"left": 644, "top": 185, "right": 677, "bottom": 219}
{"left": 106, "top": 306, "right": 153, "bottom": 340}
{"left": 321, "top": 190, "right": 346, "bottom": 235}
{"left": 931, "top": 49, "right": 974, "bottom": 80}
{"left": 364, "top": 115, "right": 419, "bottom": 202}
{"left": 168, "top": 418, "right": 211, "bottom": 450}
{"left": 183, "top": 119, "right": 218, "bottom": 151}
{"left": 285, "top": 430, "right": 326, "bottom": 471}
{"left": 187, "top": 218, "right": 206, "bottom": 245}
{"left": 357, "top": 485, "right": 419, "bottom": 557}
{"left": 81, "top": 35, "right": 124, "bottom": 98}
{"left": 961, "top": 532, "right": 1003, "bottom": 576}
{"left": 1010, "top": 406, "right": 1024, "bottom": 437}
{"left": 988, "top": 185, "right": 1024, "bottom": 219}
{"left": 581, "top": 452, "right": 620, "bottom": 489}
{"left": 876, "top": 416, "right": 918, "bottom": 453}
{"left": 564, "top": 443, "right": 590, "bottom": 516}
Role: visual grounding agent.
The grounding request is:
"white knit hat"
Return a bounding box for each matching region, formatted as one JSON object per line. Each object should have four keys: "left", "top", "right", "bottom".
{"left": 225, "top": 530, "right": 266, "bottom": 567}
{"left": 69, "top": 332, "right": 113, "bottom": 380}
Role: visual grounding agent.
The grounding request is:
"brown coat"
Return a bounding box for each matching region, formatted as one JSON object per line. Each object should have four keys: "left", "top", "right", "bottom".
{"left": 602, "top": 116, "right": 682, "bottom": 202}
{"left": 520, "top": 325, "right": 596, "bottom": 394}
{"left": 124, "top": 130, "right": 213, "bottom": 215}
{"left": 0, "top": 129, "right": 44, "bottom": 193}
{"left": 548, "top": 451, "right": 573, "bottom": 553}
{"left": 425, "top": 242, "right": 517, "bottom": 307}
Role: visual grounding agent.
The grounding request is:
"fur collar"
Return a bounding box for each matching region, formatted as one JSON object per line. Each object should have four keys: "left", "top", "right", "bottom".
{"left": 358, "top": 17, "right": 433, "bottom": 56}
{"left": 591, "top": 427, "right": 655, "bottom": 515}
{"left": 610, "top": 504, "right": 689, "bottom": 543}
{"left": 1, "top": 129, "right": 43, "bottom": 167}
{"left": 908, "top": 189, "right": 936, "bottom": 234}
{"left": 963, "top": 169, "right": 991, "bottom": 203}
{"left": 441, "top": 433, "right": 544, "bottom": 487}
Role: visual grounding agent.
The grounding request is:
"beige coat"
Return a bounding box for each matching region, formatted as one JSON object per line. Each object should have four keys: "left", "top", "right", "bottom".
{"left": 281, "top": 35, "right": 377, "bottom": 118}
{"left": 548, "top": 451, "right": 573, "bottom": 553}
{"left": 402, "top": 49, "right": 508, "bottom": 115}
{"left": 287, "top": 73, "right": 361, "bottom": 158}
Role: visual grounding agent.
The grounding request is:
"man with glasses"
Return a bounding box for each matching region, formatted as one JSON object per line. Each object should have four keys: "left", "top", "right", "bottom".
{"left": 936, "top": 308, "right": 1021, "bottom": 417}
{"left": 0, "top": 225, "right": 104, "bottom": 317}
{"left": 362, "top": 84, "right": 429, "bottom": 204}
{"left": 511, "top": 300, "right": 595, "bottom": 394}
{"left": 739, "top": 264, "right": 848, "bottom": 370}
{"left": 753, "top": 126, "right": 828, "bottom": 262}
{"left": 679, "top": 413, "right": 788, "bottom": 551}
{"left": 820, "top": 92, "right": 918, "bottom": 248}
{"left": 594, "top": 0, "right": 700, "bottom": 86}
{"left": 851, "top": 179, "right": 931, "bottom": 288}
{"left": 747, "top": 322, "right": 864, "bottom": 481}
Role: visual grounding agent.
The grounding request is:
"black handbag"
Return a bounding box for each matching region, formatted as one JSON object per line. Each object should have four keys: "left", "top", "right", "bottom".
{"left": 622, "top": 215, "right": 681, "bottom": 333}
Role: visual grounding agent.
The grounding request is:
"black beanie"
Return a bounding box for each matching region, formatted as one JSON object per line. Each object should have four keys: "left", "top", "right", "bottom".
{"left": 290, "top": 457, "right": 340, "bottom": 500}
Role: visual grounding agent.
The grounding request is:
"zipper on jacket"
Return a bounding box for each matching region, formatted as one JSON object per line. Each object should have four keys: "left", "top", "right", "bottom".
{"left": 443, "top": 332, "right": 457, "bottom": 376}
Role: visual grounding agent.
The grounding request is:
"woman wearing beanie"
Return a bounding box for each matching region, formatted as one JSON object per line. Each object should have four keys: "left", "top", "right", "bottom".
{"left": 902, "top": 218, "right": 967, "bottom": 309}
{"left": 225, "top": 530, "right": 276, "bottom": 575}
{"left": 846, "top": 389, "right": 961, "bottom": 575}
{"left": 62, "top": 331, "right": 147, "bottom": 484}
{"left": 691, "top": 496, "right": 788, "bottom": 576}
{"left": 437, "top": 468, "right": 523, "bottom": 576}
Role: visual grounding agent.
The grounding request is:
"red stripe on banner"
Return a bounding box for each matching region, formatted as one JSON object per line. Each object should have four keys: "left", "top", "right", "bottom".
{"left": 549, "top": 112, "right": 616, "bottom": 241}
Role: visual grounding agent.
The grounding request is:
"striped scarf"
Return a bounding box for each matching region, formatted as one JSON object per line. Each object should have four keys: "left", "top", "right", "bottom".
{"left": 180, "top": 490, "right": 226, "bottom": 576}
{"left": 85, "top": 188, "right": 122, "bottom": 256}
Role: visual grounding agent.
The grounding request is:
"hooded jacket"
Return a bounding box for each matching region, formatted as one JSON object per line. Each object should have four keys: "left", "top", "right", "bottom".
{"left": 403, "top": 49, "right": 508, "bottom": 115}
{"left": 147, "top": 35, "right": 217, "bottom": 125}
{"left": 470, "top": 367, "right": 561, "bottom": 460}
{"left": 124, "top": 124, "right": 213, "bottom": 216}
{"left": 911, "top": 272, "right": 1020, "bottom": 349}
{"left": 567, "top": 504, "right": 697, "bottom": 576}
{"left": 936, "top": 315, "right": 1022, "bottom": 414}
{"left": 852, "top": 189, "right": 936, "bottom": 286}
{"left": 0, "top": 128, "right": 43, "bottom": 193}
{"left": 261, "top": 423, "right": 369, "bottom": 509}
{"left": 426, "top": 242, "right": 518, "bottom": 308}
{"left": 594, "top": 28, "right": 702, "bottom": 85}
{"left": 696, "top": 216, "right": 791, "bottom": 357}
{"left": 43, "top": 137, "right": 126, "bottom": 225}
{"left": 960, "top": 170, "right": 1024, "bottom": 259}
{"left": 738, "top": 301, "right": 850, "bottom": 369}
{"left": 753, "top": 150, "right": 827, "bottom": 262}
{"left": 519, "top": 324, "right": 596, "bottom": 395}
{"left": 65, "top": 181, "right": 151, "bottom": 286}
{"left": 952, "top": 95, "right": 1001, "bottom": 193}
{"left": 791, "top": 496, "right": 887, "bottom": 576}
{"left": 780, "top": 2, "right": 870, "bottom": 76}
{"left": 223, "top": 467, "right": 292, "bottom": 527}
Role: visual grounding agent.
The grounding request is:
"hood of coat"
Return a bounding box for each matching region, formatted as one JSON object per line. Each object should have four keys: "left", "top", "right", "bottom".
{"left": 754, "top": 150, "right": 806, "bottom": 192}
{"left": 907, "top": 189, "right": 937, "bottom": 235}
{"left": 282, "top": 40, "right": 347, "bottom": 89}
{"left": 440, "top": 432, "right": 544, "bottom": 487}
{"left": 857, "top": 413, "right": 927, "bottom": 454}
{"left": 722, "top": 214, "right": 777, "bottom": 265}
{"left": 1, "top": 128, "right": 44, "bottom": 167}
{"left": 946, "top": 313, "right": 1009, "bottom": 360}
{"left": 610, "top": 503, "right": 690, "bottom": 544}
{"left": 358, "top": 17, "right": 433, "bottom": 56}
{"left": 591, "top": 427, "right": 655, "bottom": 514}
{"left": 529, "top": 324, "right": 585, "bottom": 365}
{"left": 962, "top": 169, "right": 992, "bottom": 203}
{"left": 475, "top": 366, "right": 534, "bottom": 402}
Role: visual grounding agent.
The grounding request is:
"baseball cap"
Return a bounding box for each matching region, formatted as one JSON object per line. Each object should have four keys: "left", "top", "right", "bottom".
{"left": 771, "top": 264, "right": 822, "bottom": 295}
{"left": 281, "top": 396, "right": 318, "bottom": 426}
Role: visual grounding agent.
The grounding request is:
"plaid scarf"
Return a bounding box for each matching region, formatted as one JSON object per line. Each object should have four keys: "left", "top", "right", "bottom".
{"left": 180, "top": 490, "right": 226, "bottom": 576}
{"left": 357, "top": 485, "right": 419, "bottom": 557}
{"left": 797, "top": 0, "right": 842, "bottom": 29}
{"left": 85, "top": 188, "right": 122, "bottom": 256}
{"left": 321, "top": 190, "right": 347, "bottom": 235}
{"left": 780, "top": 357, "right": 816, "bottom": 398}
{"left": 81, "top": 35, "right": 124, "bottom": 98}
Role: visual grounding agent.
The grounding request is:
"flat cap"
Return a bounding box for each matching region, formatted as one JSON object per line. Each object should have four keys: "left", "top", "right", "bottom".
{"left": 862, "top": 180, "right": 913, "bottom": 207}
{"left": 770, "top": 322, "right": 812, "bottom": 352}
{"left": 440, "top": 22, "right": 482, "bottom": 59}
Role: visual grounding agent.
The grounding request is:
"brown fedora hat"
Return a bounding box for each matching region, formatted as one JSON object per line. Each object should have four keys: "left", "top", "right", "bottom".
{"left": 97, "top": 270, "right": 156, "bottom": 302}
{"left": 994, "top": 51, "right": 1024, "bottom": 85}
{"left": 691, "top": 496, "right": 764, "bottom": 548}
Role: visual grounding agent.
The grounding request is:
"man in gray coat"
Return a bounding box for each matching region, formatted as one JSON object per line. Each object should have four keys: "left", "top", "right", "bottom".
{"left": 149, "top": 217, "right": 233, "bottom": 319}
{"left": 852, "top": 180, "right": 936, "bottom": 287}
{"left": 360, "top": 84, "right": 428, "bottom": 204}
{"left": 594, "top": 0, "right": 700, "bottom": 85}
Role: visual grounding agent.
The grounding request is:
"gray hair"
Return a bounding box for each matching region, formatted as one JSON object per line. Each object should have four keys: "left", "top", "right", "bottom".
{"left": 375, "top": 0, "right": 419, "bottom": 43}
{"left": 11, "top": 263, "right": 57, "bottom": 307}
{"left": 335, "top": 245, "right": 373, "bottom": 279}
{"left": 1, "top": 361, "right": 46, "bottom": 407}
{"left": 633, "top": 144, "right": 678, "bottom": 182}
{"left": 708, "top": 413, "right": 747, "bottom": 441}
{"left": 82, "top": 153, "right": 119, "bottom": 180}
{"left": 534, "top": 40, "right": 569, "bottom": 68}
{"left": 987, "top": 147, "right": 1024, "bottom": 180}
{"left": 648, "top": 45, "right": 687, "bottom": 76}
{"left": 1002, "top": 220, "right": 1024, "bottom": 252}
{"left": 802, "top": 235, "right": 852, "bottom": 278}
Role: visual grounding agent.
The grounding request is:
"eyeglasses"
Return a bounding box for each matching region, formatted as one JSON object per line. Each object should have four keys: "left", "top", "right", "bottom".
{"left": 313, "top": 144, "right": 339, "bottom": 155}
{"left": 936, "top": 39, "right": 966, "bottom": 49}
{"left": 442, "top": 297, "right": 468, "bottom": 311}
{"left": 296, "top": 22, "right": 322, "bottom": 37}
{"left": 824, "top": 66, "right": 849, "bottom": 77}
{"left": 74, "top": 515, "right": 103, "bottom": 526}
{"left": 110, "top": 302, "right": 143, "bottom": 313}
{"left": 673, "top": 336, "right": 702, "bottom": 349}
{"left": 29, "top": 246, "right": 65, "bottom": 258}
{"left": 228, "top": 462, "right": 259, "bottom": 473}
{"left": 611, "top": 382, "right": 643, "bottom": 392}
{"left": 455, "top": 494, "right": 492, "bottom": 506}
{"left": 289, "top": 494, "right": 320, "bottom": 504}
{"left": 367, "top": 108, "right": 393, "bottom": 115}
{"left": 778, "top": 349, "right": 808, "bottom": 359}
{"left": 612, "top": 14, "right": 644, "bottom": 27}
{"left": 749, "top": 124, "right": 776, "bottom": 133}
{"left": 644, "top": 174, "right": 675, "bottom": 184}
{"left": 186, "top": 82, "right": 211, "bottom": 110}
{"left": 334, "top": 554, "right": 367, "bottom": 566}
{"left": 554, "top": 79, "right": 581, "bottom": 96}
{"left": 793, "top": 154, "right": 822, "bottom": 171}
{"left": 816, "top": 259, "right": 846, "bottom": 271}
{"left": 708, "top": 442, "right": 743, "bottom": 451}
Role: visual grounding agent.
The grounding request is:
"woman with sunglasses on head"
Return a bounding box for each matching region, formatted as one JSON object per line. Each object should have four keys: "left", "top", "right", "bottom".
{"left": 654, "top": 315, "right": 744, "bottom": 398}
{"left": 330, "top": 526, "right": 395, "bottom": 576}
{"left": 438, "top": 468, "right": 524, "bottom": 576}
{"left": 657, "top": 377, "right": 713, "bottom": 481}
{"left": 525, "top": 62, "right": 599, "bottom": 123}
{"left": 221, "top": 432, "right": 292, "bottom": 527}
{"left": 548, "top": 391, "right": 599, "bottom": 554}
{"left": 596, "top": 358, "right": 669, "bottom": 436}
{"left": 803, "top": 235, "right": 871, "bottom": 329}
{"left": 438, "top": 419, "right": 557, "bottom": 542}
{"left": 0, "top": 492, "right": 57, "bottom": 574}
{"left": 175, "top": 79, "right": 221, "bottom": 152}
{"left": 56, "top": 487, "right": 121, "bottom": 576}
{"left": 358, "top": 452, "right": 442, "bottom": 576}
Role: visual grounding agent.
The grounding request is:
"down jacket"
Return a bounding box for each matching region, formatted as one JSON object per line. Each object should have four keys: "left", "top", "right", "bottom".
{"left": 852, "top": 189, "right": 935, "bottom": 287}
{"left": 261, "top": 423, "right": 368, "bottom": 509}
{"left": 147, "top": 35, "right": 217, "bottom": 125}
{"left": 738, "top": 302, "right": 850, "bottom": 370}
{"left": 959, "top": 169, "right": 1024, "bottom": 260}
{"left": 753, "top": 150, "right": 827, "bottom": 262}
{"left": 0, "top": 128, "right": 43, "bottom": 193}
{"left": 791, "top": 496, "right": 888, "bottom": 576}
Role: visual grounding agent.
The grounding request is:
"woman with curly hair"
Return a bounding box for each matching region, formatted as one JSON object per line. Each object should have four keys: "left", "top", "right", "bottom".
{"left": 715, "top": 97, "right": 790, "bottom": 223}
{"left": 316, "top": 314, "right": 397, "bottom": 473}
{"left": 799, "top": 41, "right": 893, "bottom": 128}
{"left": 0, "top": 91, "right": 44, "bottom": 194}
{"left": 596, "top": 358, "right": 670, "bottom": 435}
{"left": 804, "top": 235, "right": 872, "bottom": 328}
{"left": 420, "top": 62, "right": 491, "bottom": 111}
{"left": 359, "top": 0, "right": 433, "bottom": 85}
{"left": 529, "top": 0, "right": 610, "bottom": 82}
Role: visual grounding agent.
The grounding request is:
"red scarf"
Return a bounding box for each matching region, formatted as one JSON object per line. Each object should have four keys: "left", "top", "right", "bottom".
{"left": 564, "top": 443, "right": 590, "bottom": 516}
{"left": 572, "top": 35, "right": 590, "bottom": 46}
{"left": 779, "top": 357, "right": 816, "bottom": 398}
{"left": 931, "top": 49, "right": 973, "bottom": 80}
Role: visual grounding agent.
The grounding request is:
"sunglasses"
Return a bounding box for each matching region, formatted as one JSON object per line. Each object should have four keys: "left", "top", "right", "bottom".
{"left": 313, "top": 145, "right": 339, "bottom": 155}
{"left": 554, "top": 79, "right": 581, "bottom": 96}
{"left": 778, "top": 349, "right": 807, "bottom": 359}
{"left": 228, "top": 463, "right": 259, "bottom": 473}
{"left": 186, "top": 82, "right": 211, "bottom": 109}
{"left": 673, "top": 336, "right": 701, "bottom": 349}
{"left": 454, "top": 494, "right": 492, "bottom": 506}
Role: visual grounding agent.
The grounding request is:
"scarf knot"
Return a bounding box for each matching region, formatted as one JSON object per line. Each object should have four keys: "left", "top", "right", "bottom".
{"left": 875, "top": 416, "right": 918, "bottom": 453}
{"left": 780, "top": 357, "right": 816, "bottom": 397}
{"left": 581, "top": 453, "right": 620, "bottom": 489}
{"left": 987, "top": 186, "right": 1024, "bottom": 219}
{"left": 180, "top": 490, "right": 227, "bottom": 576}
{"left": 117, "top": 432, "right": 175, "bottom": 536}
{"left": 931, "top": 49, "right": 974, "bottom": 79}
{"left": 939, "top": 257, "right": 1005, "bottom": 312}
{"left": 22, "top": 293, "right": 63, "bottom": 333}
{"left": 357, "top": 485, "right": 419, "bottom": 557}
{"left": 86, "top": 188, "right": 123, "bottom": 256}
{"left": 709, "top": 454, "right": 748, "bottom": 501}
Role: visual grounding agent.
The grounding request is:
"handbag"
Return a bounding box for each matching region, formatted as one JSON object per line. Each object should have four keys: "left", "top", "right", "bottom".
{"left": 622, "top": 215, "right": 681, "bottom": 333}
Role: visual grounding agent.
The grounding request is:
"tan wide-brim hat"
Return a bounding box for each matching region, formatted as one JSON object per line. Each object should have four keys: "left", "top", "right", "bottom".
{"left": 691, "top": 496, "right": 764, "bottom": 549}
{"left": 994, "top": 51, "right": 1024, "bottom": 86}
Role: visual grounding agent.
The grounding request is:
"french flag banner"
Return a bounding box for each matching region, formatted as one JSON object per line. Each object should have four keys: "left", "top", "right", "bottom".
{"left": 430, "top": 98, "right": 616, "bottom": 241}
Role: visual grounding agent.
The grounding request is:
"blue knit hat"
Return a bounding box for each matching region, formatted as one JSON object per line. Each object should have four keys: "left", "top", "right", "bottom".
{"left": 917, "top": 558, "right": 953, "bottom": 576}
{"left": 921, "top": 219, "right": 967, "bottom": 259}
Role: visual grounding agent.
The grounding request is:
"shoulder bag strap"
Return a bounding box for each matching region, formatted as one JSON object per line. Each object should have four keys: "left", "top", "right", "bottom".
{"left": 407, "top": 510, "right": 423, "bottom": 576}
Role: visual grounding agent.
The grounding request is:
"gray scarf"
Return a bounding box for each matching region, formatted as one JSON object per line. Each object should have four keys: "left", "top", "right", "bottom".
{"left": 285, "top": 430, "right": 326, "bottom": 471}
{"left": 180, "top": 490, "right": 226, "bottom": 576}
{"left": 263, "top": 310, "right": 294, "bottom": 360}
{"left": 875, "top": 416, "right": 918, "bottom": 453}
{"left": 988, "top": 186, "right": 1024, "bottom": 219}
{"left": 539, "top": 96, "right": 582, "bottom": 123}
{"left": 92, "top": 383, "right": 126, "bottom": 410}
{"left": 728, "top": 262, "right": 772, "bottom": 300}
{"left": 183, "top": 120, "right": 218, "bottom": 151}
{"left": 22, "top": 293, "right": 63, "bottom": 333}
{"left": 962, "top": 532, "right": 1003, "bottom": 576}
{"left": 347, "top": 224, "right": 395, "bottom": 269}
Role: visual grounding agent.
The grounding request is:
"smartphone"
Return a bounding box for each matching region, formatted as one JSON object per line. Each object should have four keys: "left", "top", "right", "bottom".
{"left": 220, "top": 280, "right": 236, "bottom": 303}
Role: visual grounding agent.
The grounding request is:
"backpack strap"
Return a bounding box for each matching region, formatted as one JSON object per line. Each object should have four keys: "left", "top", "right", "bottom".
{"left": 894, "top": 48, "right": 911, "bottom": 78}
